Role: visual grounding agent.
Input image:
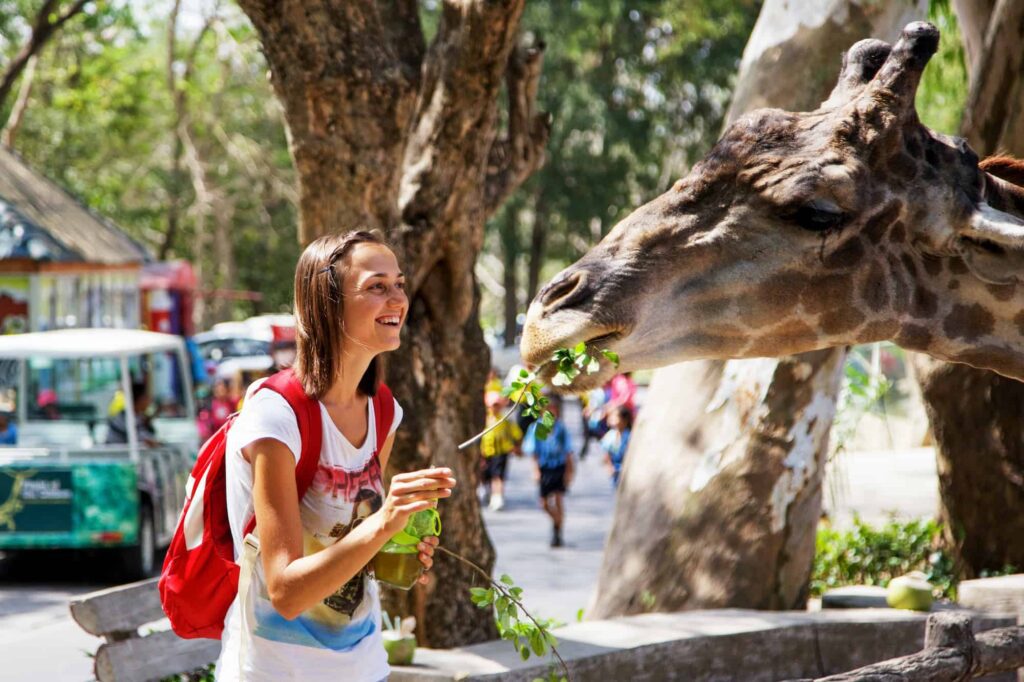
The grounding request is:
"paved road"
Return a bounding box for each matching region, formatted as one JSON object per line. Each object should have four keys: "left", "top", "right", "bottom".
{"left": 482, "top": 401, "right": 618, "bottom": 626}
{"left": 0, "top": 397, "right": 939, "bottom": 680}
{"left": 0, "top": 551, "right": 109, "bottom": 681}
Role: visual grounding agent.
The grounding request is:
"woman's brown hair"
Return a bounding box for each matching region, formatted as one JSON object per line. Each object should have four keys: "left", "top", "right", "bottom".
{"left": 292, "top": 230, "right": 387, "bottom": 399}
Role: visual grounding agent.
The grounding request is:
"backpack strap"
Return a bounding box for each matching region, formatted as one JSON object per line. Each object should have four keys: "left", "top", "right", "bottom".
{"left": 242, "top": 369, "right": 323, "bottom": 536}
{"left": 372, "top": 383, "right": 394, "bottom": 458}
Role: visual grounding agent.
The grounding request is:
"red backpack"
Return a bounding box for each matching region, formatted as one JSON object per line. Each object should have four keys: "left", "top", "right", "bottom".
{"left": 159, "top": 369, "right": 394, "bottom": 640}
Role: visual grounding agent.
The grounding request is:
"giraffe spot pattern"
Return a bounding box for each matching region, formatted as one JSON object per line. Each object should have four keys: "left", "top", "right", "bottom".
{"left": 819, "top": 307, "right": 866, "bottom": 335}
{"left": 860, "top": 320, "right": 898, "bottom": 341}
{"left": 922, "top": 256, "right": 943, "bottom": 277}
{"left": 949, "top": 258, "right": 969, "bottom": 275}
{"left": 943, "top": 303, "right": 995, "bottom": 341}
{"left": 890, "top": 221, "right": 907, "bottom": 244}
{"left": 985, "top": 282, "right": 1016, "bottom": 302}
{"left": 897, "top": 324, "right": 933, "bottom": 350}
{"left": 910, "top": 287, "right": 938, "bottom": 318}
{"left": 860, "top": 262, "right": 889, "bottom": 311}
{"left": 800, "top": 274, "right": 852, "bottom": 314}
{"left": 823, "top": 237, "right": 865, "bottom": 269}
{"left": 862, "top": 200, "right": 902, "bottom": 245}
{"left": 887, "top": 152, "right": 918, "bottom": 180}
{"left": 888, "top": 254, "right": 910, "bottom": 307}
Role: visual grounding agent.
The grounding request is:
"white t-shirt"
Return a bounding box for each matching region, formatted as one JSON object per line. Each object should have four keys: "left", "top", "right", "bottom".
{"left": 215, "top": 380, "right": 403, "bottom": 682}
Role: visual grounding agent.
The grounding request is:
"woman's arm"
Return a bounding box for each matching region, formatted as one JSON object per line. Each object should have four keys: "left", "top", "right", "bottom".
{"left": 246, "top": 438, "right": 454, "bottom": 620}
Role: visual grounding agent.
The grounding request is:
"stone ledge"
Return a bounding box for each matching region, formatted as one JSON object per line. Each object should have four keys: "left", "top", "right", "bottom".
{"left": 390, "top": 609, "right": 1017, "bottom": 682}
{"left": 959, "top": 574, "right": 1024, "bottom": 616}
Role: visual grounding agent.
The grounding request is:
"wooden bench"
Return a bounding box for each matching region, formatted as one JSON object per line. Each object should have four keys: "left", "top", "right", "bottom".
{"left": 69, "top": 578, "right": 219, "bottom": 682}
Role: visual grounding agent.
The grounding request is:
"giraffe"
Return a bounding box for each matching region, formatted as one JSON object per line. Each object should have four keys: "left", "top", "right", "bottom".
{"left": 520, "top": 22, "right": 1024, "bottom": 388}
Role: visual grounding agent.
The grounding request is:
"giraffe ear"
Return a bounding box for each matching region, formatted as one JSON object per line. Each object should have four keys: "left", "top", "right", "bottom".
{"left": 822, "top": 38, "right": 891, "bottom": 108}
{"left": 957, "top": 202, "right": 1024, "bottom": 284}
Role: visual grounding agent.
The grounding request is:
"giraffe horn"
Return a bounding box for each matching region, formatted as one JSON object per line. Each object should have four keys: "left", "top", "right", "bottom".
{"left": 821, "top": 38, "right": 891, "bottom": 108}
{"left": 861, "top": 22, "right": 939, "bottom": 118}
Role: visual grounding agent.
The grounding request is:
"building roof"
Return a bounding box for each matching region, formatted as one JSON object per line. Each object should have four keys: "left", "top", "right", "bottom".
{"left": 0, "top": 146, "right": 150, "bottom": 265}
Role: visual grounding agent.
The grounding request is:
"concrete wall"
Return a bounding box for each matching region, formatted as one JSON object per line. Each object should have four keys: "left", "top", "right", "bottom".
{"left": 391, "top": 609, "right": 1017, "bottom": 681}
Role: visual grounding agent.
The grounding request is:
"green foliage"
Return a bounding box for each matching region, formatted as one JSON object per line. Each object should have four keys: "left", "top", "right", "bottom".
{"left": 830, "top": 347, "right": 893, "bottom": 458}
{"left": 481, "top": 0, "right": 760, "bottom": 330}
{"left": 10, "top": 3, "right": 299, "bottom": 320}
{"left": 916, "top": 0, "right": 967, "bottom": 136}
{"left": 160, "top": 663, "right": 215, "bottom": 682}
{"left": 812, "top": 517, "right": 1018, "bottom": 601}
{"left": 495, "top": 345, "right": 617, "bottom": 442}
{"left": 470, "top": 575, "right": 564, "bottom": 671}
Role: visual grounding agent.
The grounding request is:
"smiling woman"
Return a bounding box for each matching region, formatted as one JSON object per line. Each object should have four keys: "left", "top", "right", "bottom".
{"left": 213, "top": 230, "right": 457, "bottom": 682}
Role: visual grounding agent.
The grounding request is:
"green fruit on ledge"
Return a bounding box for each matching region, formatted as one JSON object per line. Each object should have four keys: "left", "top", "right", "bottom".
{"left": 886, "top": 572, "right": 934, "bottom": 611}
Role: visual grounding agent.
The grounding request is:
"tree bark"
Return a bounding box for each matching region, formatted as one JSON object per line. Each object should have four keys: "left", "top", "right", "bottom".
{"left": 500, "top": 209, "right": 519, "bottom": 348}
{"left": 0, "top": 0, "right": 90, "bottom": 114}
{"left": 910, "top": 0, "right": 1024, "bottom": 576}
{"left": 951, "top": 0, "right": 995, "bottom": 71}
{"left": 959, "top": 0, "right": 1024, "bottom": 155}
{"left": 590, "top": 0, "right": 927, "bottom": 619}
{"left": 235, "top": 0, "right": 548, "bottom": 647}
{"left": 526, "top": 187, "right": 547, "bottom": 304}
{"left": 911, "top": 356, "right": 1024, "bottom": 573}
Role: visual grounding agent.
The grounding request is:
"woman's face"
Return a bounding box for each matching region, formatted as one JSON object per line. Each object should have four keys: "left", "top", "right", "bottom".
{"left": 340, "top": 243, "right": 408, "bottom": 354}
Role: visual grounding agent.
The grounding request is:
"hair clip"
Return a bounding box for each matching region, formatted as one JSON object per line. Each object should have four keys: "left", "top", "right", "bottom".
{"left": 319, "top": 266, "right": 333, "bottom": 274}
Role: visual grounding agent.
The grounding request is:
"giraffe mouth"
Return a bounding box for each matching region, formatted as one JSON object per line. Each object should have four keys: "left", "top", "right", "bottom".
{"left": 530, "top": 329, "right": 625, "bottom": 390}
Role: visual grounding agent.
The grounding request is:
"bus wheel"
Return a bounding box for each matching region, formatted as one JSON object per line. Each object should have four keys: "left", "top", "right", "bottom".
{"left": 120, "top": 505, "right": 155, "bottom": 581}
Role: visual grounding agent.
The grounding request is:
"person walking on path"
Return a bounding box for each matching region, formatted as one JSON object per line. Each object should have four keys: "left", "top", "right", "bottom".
{"left": 606, "top": 372, "right": 637, "bottom": 418}
{"left": 523, "top": 395, "right": 575, "bottom": 548}
{"left": 479, "top": 391, "right": 522, "bottom": 511}
{"left": 600, "top": 405, "right": 632, "bottom": 488}
{"left": 215, "top": 230, "right": 456, "bottom": 682}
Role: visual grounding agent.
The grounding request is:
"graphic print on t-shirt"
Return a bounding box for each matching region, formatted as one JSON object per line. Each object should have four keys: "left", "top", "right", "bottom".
{"left": 252, "top": 454, "right": 385, "bottom": 648}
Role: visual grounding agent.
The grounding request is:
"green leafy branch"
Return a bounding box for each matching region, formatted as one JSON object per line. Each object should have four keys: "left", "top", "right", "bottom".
{"left": 435, "top": 545, "right": 569, "bottom": 681}
{"left": 457, "top": 343, "right": 618, "bottom": 449}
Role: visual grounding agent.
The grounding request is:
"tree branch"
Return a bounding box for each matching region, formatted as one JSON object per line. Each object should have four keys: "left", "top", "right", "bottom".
{"left": 1, "top": 54, "right": 38, "bottom": 148}
{"left": 0, "top": 0, "right": 90, "bottom": 110}
{"left": 398, "top": 0, "right": 529, "bottom": 321}
{"left": 484, "top": 41, "right": 550, "bottom": 216}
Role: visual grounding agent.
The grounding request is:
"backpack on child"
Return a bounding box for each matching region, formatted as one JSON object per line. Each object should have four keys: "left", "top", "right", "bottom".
{"left": 158, "top": 369, "right": 393, "bottom": 640}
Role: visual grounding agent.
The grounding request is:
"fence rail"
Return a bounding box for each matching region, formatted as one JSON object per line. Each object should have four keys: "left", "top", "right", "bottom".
{"left": 793, "top": 612, "right": 1024, "bottom": 681}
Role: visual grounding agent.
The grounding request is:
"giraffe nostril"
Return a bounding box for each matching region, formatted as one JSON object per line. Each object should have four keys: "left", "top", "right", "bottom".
{"left": 537, "top": 269, "right": 591, "bottom": 314}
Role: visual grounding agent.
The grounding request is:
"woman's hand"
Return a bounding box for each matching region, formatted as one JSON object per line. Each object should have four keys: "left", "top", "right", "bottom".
{"left": 416, "top": 535, "right": 439, "bottom": 584}
{"left": 377, "top": 467, "right": 456, "bottom": 537}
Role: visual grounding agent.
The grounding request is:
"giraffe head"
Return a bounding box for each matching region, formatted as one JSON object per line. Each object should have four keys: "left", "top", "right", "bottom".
{"left": 521, "top": 22, "right": 1024, "bottom": 388}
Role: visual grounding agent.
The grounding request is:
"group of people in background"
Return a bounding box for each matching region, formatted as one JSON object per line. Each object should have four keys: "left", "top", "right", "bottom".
{"left": 479, "top": 366, "right": 638, "bottom": 548}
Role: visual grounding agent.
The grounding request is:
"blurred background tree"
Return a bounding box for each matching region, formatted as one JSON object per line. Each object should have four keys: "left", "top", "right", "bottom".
{"left": 480, "top": 0, "right": 759, "bottom": 346}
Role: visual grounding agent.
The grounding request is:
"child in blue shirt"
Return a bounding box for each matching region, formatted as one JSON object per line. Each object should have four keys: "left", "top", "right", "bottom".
{"left": 522, "top": 396, "right": 574, "bottom": 547}
{"left": 600, "top": 405, "right": 632, "bottom": 488}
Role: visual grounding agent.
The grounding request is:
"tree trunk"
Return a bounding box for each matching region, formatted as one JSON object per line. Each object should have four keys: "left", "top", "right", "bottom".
{"left": 235, "top": 0, "right": 548, "bottom": 647}
{"left": 527, "top": 188, "right": 547, "bottom": 304}
{"left": 911, "top": 356, "right": 1024, "bottom": 574}
{"left": 911, "top": 0, "right": 1024, "bottom": 576}
{"left": 590, "top": 0, "right": 927, "bottom": 619}
{"left": 500, "top": 209, "right": 519, "bottom": 348}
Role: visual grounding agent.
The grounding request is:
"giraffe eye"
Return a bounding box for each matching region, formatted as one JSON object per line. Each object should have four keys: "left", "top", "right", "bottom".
{"left": 788, "top": 199, "right": 846, "bottom": 232}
